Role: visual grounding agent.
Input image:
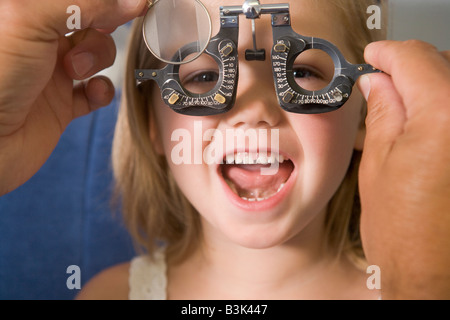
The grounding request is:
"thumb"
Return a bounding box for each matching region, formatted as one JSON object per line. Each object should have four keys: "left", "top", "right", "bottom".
{"left": 358, "top": 73, "right": 407, "bottom": 167}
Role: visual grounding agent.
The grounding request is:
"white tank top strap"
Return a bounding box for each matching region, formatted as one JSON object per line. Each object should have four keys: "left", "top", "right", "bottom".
{"left": 128, "top": 249, "right": 167, "bottom": 300}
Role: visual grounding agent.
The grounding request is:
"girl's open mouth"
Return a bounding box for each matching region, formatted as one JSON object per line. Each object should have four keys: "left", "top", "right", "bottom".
{"left": 217, "top": 151, "right": 296, "bottom": 210}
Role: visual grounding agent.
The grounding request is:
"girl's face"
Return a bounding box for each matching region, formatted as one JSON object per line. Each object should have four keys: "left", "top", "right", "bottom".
{"left": 150, "top": 0, "right": 365, "bottom": 249}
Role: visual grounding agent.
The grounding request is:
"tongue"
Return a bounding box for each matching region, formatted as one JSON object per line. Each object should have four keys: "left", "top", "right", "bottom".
{"left": 222, "top": 162, "right": 293, "bottom": 199}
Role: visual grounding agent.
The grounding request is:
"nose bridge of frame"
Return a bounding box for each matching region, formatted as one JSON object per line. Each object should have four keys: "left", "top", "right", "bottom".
{"left": 221, "top": 1, "right": 290, "bottom": 61}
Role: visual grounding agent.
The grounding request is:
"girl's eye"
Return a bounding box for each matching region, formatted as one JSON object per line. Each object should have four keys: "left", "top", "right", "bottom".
{"left": 292, "top": 65, "right": 331, "bottom": 91}
{"left": 293, "top": 67, "right": 321, "bottom": 80}
{"left": 292, "top": 49, "right": 335, "bottom": 91}
{"left": 190, "top": 71, "right": 219, "bottom": 83}
{"left": 181, "top": 70, "right": 219, "bottom": 94}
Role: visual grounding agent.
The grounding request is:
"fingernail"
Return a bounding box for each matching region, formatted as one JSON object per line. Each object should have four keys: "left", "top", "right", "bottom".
{"left": 90, "top": 77, "right": 110, "bottom": 96}
{"left": 119, "top": 0, "right": 141, "bottom": 10}
{"left": 72, "top": 52, "right": 94, "bottom": 78}
{"left": 359, "top": 75, "right": 371, "bottom": 101}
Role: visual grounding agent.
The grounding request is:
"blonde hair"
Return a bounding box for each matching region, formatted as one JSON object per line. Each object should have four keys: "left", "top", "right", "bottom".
{"left": 112, "top": 0, "right": 388, "bottom": 265}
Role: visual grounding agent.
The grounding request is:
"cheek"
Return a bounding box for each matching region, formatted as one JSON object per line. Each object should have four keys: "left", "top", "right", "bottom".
{"left": 306, "top": 106, "right": 360, "bottom": 160}
{"left": 152, "top": 92, "right": 193, "bottom": 160}
{"left": 152, "top": 98, "right": 220, "bottom": 204}
{"left": 154, "top": 104, "right": 219, "bottom": 163}
{"left": 290, "top": 97, "right": 362, "bottom": 197}
{"left": 308, "top": 92, "right": 362, "bottom": 153}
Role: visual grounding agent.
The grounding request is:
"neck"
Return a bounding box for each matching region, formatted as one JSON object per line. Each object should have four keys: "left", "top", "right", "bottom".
{"left": 167, "top": 207, "right": 361, "bottom": 299}
{"left": 200, "top": 210, "right": 330, "bottom": 286}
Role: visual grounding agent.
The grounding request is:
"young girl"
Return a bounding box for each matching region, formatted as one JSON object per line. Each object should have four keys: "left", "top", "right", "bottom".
{"left": 77, "top": 0, "right": 387, "bottom": 299}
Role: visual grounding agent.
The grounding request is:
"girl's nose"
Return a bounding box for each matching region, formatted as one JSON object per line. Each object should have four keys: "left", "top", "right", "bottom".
{"left": 223, "top": 13, "right": 284, "bottom": 129}
{"left": 223, "top": 57, "right": 283, "bottom": 129}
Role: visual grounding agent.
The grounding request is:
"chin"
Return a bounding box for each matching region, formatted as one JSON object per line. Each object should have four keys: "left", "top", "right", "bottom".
{"left": 210, "top": 209, "right": 306, "bottom": 250}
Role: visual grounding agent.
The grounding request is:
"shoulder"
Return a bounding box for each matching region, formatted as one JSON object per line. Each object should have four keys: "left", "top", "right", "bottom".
{"left": 75, "top": 262, "right": 131, "bottom": 300}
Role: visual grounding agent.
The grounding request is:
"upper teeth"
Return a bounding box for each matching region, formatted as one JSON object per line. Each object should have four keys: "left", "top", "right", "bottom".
{"left": 225, "top": 152, "right": 285, "bottom": 165}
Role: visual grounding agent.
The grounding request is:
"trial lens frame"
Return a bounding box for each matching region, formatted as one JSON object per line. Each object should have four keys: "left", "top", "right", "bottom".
{"left": 135, "top": 0, "right": 381, "bottom": 116}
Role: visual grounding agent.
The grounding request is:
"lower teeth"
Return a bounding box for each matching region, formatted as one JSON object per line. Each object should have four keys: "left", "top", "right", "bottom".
{"left": 225, "top": 179, "right": 286, "bottom": 202}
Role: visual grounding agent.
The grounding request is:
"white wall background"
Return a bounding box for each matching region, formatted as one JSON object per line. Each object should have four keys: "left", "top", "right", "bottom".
{"left": 101, "top": 0, "right": 450, "bottom": 87}
{"left": 389, "top": 0, "right": 450, "bottom": 51}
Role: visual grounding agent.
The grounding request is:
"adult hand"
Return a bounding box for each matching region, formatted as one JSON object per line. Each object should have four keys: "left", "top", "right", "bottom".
{"left": 358, "top": 40, "right": 450, "bottom": 299}
{"left": 0, "top": 0, "right": 146, "bottom": 196}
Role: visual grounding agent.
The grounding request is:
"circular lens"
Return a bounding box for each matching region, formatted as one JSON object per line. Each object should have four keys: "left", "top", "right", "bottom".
{"left": 179, "top": 53, "right": 219, "bottom": 94}
{"left": 143, "top": 0, "right": 212, "bottom": 65}
{"left": 292, "top": 49, "right": 335, "bottom": 91}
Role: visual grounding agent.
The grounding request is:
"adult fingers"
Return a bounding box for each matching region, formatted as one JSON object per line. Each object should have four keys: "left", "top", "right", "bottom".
{"left": 72, "top": 76, "right": 116, "bottom": 119}
{"left": 58, "top": 0, "right": 147, "bottom": 34}
{"left": 63, "top": 29, "right": 117, "bottom": 80}
{"left": 364, "top": 40, "right": 450, "bottom": 117}
{"left": 358, "top": 73, "right": 406, "bottom": 170}
{"left": 441, "top": 50, "right": 450, "bottom": 62}
{"left": 2, "top": 0, "right": 147, "bottom": 39}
